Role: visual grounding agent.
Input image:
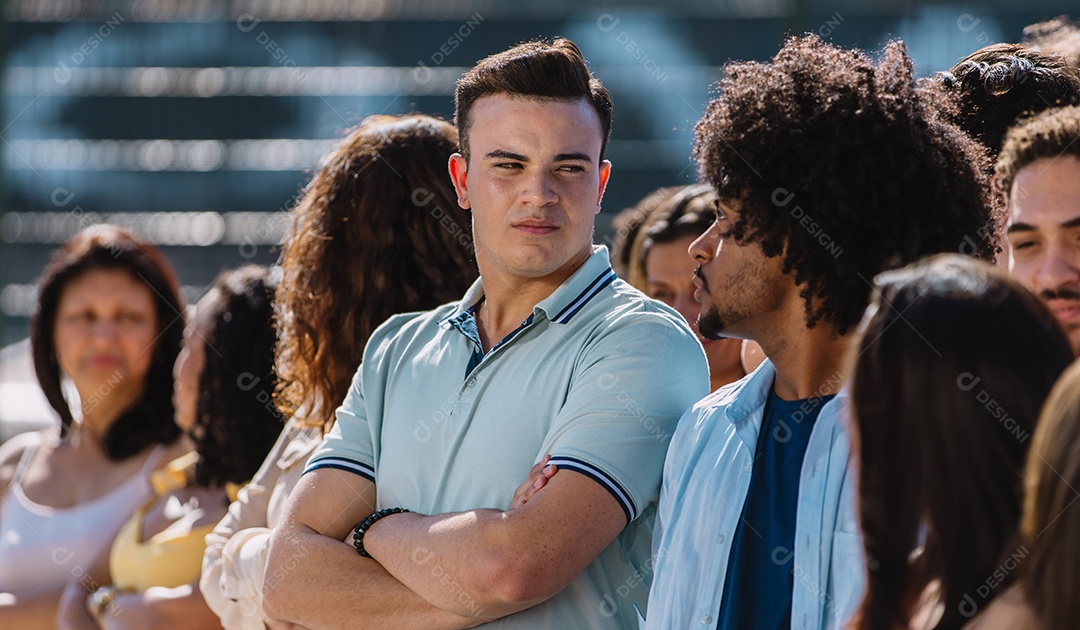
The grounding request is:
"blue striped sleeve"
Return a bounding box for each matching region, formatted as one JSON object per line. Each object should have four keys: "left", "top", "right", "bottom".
{"left": 303, "top": 456, "right": 375, "bottom": 482}
{"left": 547, "top": 455, "right": 636, "bottom": 524}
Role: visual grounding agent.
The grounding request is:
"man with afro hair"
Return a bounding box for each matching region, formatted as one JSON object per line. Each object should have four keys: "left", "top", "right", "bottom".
{"left": 644, "top": 35, "right": 996, "bottom": 630}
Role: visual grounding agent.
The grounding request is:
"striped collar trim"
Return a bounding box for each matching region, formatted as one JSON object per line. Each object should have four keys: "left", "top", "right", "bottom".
{"left": 439, "top": 246, "right": 617, "bottom": 328}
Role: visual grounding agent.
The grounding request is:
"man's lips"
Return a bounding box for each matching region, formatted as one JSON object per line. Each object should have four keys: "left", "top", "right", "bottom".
{"left": 1047, "top": 298, "right": 1080, "bottom": 322}
{"left": 513, "top": 220, "right": 558, "bottom": 236}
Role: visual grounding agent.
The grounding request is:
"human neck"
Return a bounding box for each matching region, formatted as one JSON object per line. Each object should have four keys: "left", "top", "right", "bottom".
{"left": 75, "top": 383, "right": 142, "bottom": 443}
{"left": 475, "top": 248, "right": 591, "bottom": 350}
{"left": 759, "top": 323, "right": 851, "bottom": 401}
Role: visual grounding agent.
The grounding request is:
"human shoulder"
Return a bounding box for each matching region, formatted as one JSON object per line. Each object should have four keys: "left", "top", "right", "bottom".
{"left": 964, "top": 585, "right": 1040, "bottom": 630}
{"left": 0, "top": 429, "right": 50, "bottom": 496}
{"left": 363, "top": 304, "right": 459, "bottom": 360}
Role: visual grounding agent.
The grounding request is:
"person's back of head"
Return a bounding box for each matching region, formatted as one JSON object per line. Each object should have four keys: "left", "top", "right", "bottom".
{"left": 188, "top": 264, "right": 281, "bottom": 488}
{"left": 694, "top": 35, "right": 996, "bottom": 335}
{"left": 31, "top": 224, "right": 184, "bottom": 459}
{"left": 1020, "top": 358, "right": 1080, "bottom": 629}
{"left": 454, "top": 37, "right": 612, "bottom": 163}
{"left": 848, "top": 254, "right": 1074, "bottom": 630}
{"left": 1022, "top": 15, "right": 1080, "bottom": 69}
{"left": 933, "top": 43, "right": 1080, "bottom": 155}
{"left": 275, "top": 114, "right": 478, "bottom": 430}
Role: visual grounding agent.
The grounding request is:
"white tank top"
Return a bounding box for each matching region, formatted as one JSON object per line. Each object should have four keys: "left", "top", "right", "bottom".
{"left": 0, "top": 432, "right": 163, "bottom": 598}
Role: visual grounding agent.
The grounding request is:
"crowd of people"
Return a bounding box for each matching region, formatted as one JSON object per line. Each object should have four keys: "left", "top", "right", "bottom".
{"left": 1, "top": 14, "right": 1079, "bottom": 630}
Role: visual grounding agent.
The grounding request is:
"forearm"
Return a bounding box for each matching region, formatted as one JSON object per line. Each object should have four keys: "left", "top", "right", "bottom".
{"left": 202, "top": 527, "right": 273, "bottom": 629}
{"left": 263, "top": 524, "right": 485, "bottom": 630}
{"left": 0, "top": 589, "right": 64, "bottom": 630}
{"left": 364, "top": 509, "right": 535, "bottom": 618}
{"left": 129, "top": 584, "right": 223, "bottom": 630}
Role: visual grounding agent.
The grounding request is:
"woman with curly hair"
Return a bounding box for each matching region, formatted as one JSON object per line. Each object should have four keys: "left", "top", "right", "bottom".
{"left": 57, "top": 265, "right": 281, "bottom": 630}
{"left": 0, "top": 225, "right": 186, "bottom": 630}
{"left": 200, "top": 113, "right": 477, "bottom": 630}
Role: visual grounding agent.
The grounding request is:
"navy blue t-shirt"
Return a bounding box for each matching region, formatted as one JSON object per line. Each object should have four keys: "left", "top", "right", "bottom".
{"left": 716, "top": 390, "right": 836, "bottom": 629}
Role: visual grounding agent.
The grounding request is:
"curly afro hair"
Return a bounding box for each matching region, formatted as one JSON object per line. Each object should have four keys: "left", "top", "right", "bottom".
{"left": 694, "top": 35, "right": 997, "bottom": 334}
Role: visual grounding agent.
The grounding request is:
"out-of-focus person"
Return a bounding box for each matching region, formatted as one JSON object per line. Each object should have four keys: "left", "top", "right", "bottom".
{"left": 57, "top": 265, "right": 281, "bottom": 629}
{"left": 0, "top": 225, "right": 187, "bottom": 629}
{"left": 845, "top": 255, "right": 1074, "bottom": 630}
{"left": 637, "top": 184, "right": 753, "bottom": 389}
{"left": 200, "top": 113, "right": 478, "bottom": 630}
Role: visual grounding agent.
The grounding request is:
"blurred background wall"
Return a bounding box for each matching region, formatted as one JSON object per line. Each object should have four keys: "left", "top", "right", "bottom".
{"left": 0, "top": 0, "right": 1074, "bottom": 436}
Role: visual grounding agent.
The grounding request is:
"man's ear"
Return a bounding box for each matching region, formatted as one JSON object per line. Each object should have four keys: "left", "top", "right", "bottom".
{"left": 449, "top": 153, "right": 470, "bottom": 210}
{"left": 596, "top": 160, "right": 612, "bottom": 214}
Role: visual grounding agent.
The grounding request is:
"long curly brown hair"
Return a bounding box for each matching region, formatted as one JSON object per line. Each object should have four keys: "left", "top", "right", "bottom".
{"left": 275, "top": 114, "right": 477, "bottom": 431}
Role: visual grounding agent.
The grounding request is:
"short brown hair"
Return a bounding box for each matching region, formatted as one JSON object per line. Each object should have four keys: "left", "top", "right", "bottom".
{"left": 454, "top": 38, "right": 612, "bottom": 162}
{"left": 995, "top": 105, "right": 1080, "bottom": 199}
{"left": 30, "top": 224, "right": 184, "bottom": 460}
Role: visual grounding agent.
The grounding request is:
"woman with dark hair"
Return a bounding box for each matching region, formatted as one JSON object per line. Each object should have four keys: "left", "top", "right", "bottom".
{"left": 847, "top": 254, "right": 1074, "bottom": 630}
{"left": 637, "top": 184, "right": 761, "bottom": 390}
{"left": 58, "top": 265, "right": 281, "bottom": 630}
{"left": 0, "top": 225, "right": 186, "bottom": 629}
{"left": 201, "top": 113, "right": 478, "bottom": 630}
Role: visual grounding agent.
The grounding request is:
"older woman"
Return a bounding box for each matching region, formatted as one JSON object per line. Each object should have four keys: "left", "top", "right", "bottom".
{"left": 0, "top": 225, "right": 187, "bottom": 629}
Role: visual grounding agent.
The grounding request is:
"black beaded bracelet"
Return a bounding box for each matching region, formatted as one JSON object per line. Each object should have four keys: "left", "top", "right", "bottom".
{"left": 352, "top": 507, "right": 410, "bottom": 558}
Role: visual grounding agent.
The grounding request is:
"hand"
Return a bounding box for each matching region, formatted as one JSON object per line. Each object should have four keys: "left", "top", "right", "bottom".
{"left": 510, "top": 455, "right": 558, "bottom": 508}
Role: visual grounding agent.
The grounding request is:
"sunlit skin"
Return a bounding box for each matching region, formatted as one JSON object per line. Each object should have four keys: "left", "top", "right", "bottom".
{"left": 1007, "top": 156, "right": 1080, "bottom": 354}
{"left": 449, "top": 94, "right": 610, "bottom": 349}
{"left": 645, "top": 237, "right": 745, "bottom": 390}
{"left": 53, "top": 268, "right": 159, "bottom": 435}
{"left": 172, "top": 292, "right": 214, "bottom": 433}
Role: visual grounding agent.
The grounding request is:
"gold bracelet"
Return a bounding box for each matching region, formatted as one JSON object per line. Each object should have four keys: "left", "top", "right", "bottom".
{"left": 89, "top": 585, "right": 119, "bottom": 625}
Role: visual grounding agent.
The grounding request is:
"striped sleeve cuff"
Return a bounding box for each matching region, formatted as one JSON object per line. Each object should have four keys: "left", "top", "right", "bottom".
{"left": 303, "top": 456, "right": 375, "bottom": 482}
{"left": 547, "top": 456, "right": 636, "bottom": 524}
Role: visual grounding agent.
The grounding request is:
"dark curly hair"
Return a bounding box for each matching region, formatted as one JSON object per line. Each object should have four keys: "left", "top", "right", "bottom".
{"left": 637, "top": 184, "right": 716, "bottom": 280}
{"left": 190, "top": 265, "right": 280, "bottom": 488}
{"left": 30, "top": 224, "right": 183, "bottom": 460}
{"left": 932, "top": 43, "right": 1080, "bottom": 156}
{"left": 996, "top": 104, "right": 1080, "bottom": 200}
{"left": 607, "top": 186, "right": 681, "bottom": 286}
{"left": 694, "top": 35, "right": 997, "bottom": 334}
{"left": 275, "top": 114, "right": 478, "bottom": 431}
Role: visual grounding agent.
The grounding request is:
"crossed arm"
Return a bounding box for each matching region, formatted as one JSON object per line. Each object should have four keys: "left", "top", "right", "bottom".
{"left": 262, "top": 462, "right": 624, "bottom": 628}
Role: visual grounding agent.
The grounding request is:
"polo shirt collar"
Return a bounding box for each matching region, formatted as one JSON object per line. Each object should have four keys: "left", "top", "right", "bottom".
{"left": 535, "top": 246, "right": 617, "bottom": 324}
{"left": 438, "top": 245, "right": 617, "bottom": 329}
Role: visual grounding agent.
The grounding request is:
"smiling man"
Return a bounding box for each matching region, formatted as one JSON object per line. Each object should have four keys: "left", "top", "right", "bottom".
{"left": 263, "top": 39, "right": 707, "bottom": 629}
{"left": 998, "top": 105, "right": 1080, "bottom": 354}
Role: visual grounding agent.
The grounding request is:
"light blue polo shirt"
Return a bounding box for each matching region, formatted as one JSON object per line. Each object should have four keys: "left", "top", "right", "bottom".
{"left": 307, "top": 245, "right": 709, "bottom": 628}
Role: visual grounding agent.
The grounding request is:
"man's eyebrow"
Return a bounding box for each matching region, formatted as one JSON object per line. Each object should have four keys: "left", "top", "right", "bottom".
{"left": 483, "top": 149, "right": 527, "bottom": 161}
{"left": 1007, "top": 222, "right": 1036, "bottom": 234}
{"left": 553, "top": 152, "right": 592, "bottom": 162}
{"left": 1063, "top": 216, "right": 1080, "bottom": 229}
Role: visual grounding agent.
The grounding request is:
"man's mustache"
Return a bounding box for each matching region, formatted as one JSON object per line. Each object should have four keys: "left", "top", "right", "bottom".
{"left": 694, "top": 267, "right": 708, "bottom": 292}
{"left": 1041, "top": 288, "right": 1080, "bottom": 301}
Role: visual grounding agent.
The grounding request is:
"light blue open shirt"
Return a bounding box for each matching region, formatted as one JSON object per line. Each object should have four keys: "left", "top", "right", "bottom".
{"left": 645, "top": 359, "right": 865, "bottom": 629}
